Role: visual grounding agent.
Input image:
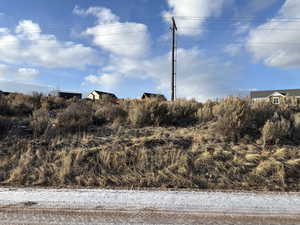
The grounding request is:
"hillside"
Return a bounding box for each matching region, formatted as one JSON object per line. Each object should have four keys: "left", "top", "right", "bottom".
{"left": 0, "top": 93, "right": 300, "bottom": 191}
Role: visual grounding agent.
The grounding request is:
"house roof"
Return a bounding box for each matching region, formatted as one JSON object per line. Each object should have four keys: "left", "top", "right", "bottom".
{"left": 142, "top": 92, "right": 166, "bottom": 100}
{"left": 58, "top": 91, "right": 82, "bottom": 96}
{"left": 0, "top": 90, "right": 11, "bottom": 96}
{"left": 92, "top": 90, "right": 117, "bottom": 98}
{"left": 251, "top": 89, "right": 300, "bottom": 98}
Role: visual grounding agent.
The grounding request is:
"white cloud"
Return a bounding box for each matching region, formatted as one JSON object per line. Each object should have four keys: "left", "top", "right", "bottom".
{"left": 0, "top": 20, "right": 99, "bottom": 69}
{"left": 234, "top": 23, "right": 251, "bottom": 35}
{"left": 84, "top": 73, "right": 122, "bottom": 92}
{"left": 77, "top": 5, "right": 239, "bottom": 100}
{"left": 246, "top": 0, "right": 300, "bottom": 68}
{"left": 162, "top": 0, "right": 227, "bottom": 36}
{"left": 0, "top": 80, "right": 54, "bottom": 95}
{"left": 75, "top": 6, "right": 150, "bottom": 58}
{"left": 0, "top": 64, "right": 39, "bottom": 82}
{"left": 90, "top": 48, "right": 239, "bottom": 101}
{"left": 0, "top": 64, "right": 9, "bottom": 81}
{"left": 17, "top": 68, "right": 39, "bottom": 81}
{"left": 224, "top": 43, "right": 243, "bottom": 56}
{"left": 73, "top": 6, "right": 119, "bottom": 24}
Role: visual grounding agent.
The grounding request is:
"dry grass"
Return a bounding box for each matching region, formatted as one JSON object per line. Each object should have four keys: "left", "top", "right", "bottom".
{"left": 1, "top": 94, "right": 300, "bottom": 191}
{"left": 0, "top": 126, "right": 299, "bottom": 191}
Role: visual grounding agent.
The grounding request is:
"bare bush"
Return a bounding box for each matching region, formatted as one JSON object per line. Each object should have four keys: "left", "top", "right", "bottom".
{"left": 0, "top": 116, "right": 11, "bottom": 136}
{"left": 128, "top": 99, "right": 199, "bottom": 127}
{"left": 129, "top": 99, "right": 166, "bottom": 127}
{"left": 0, "top": 97, "right": 11, "bottom": 116}
{"left": 251, "top": 101, "right": 277, "bottom": 129}
{"left": 30, "top": 108, "right": 50, "bottom": 136}
{"left": 262, "top": 116, "right": 292, "bottom": 147}
{"left": 95, "top": 103, "right": 127, "bottom": 124}
{"left": 197, "top": 100, "right": 215, "bottom": 123}
{"left": 56, "top": 102, "right": 93, "bottom": 133}
{"left": 165, "top": 99, "right": 200, "bottom": 126}
{"left": 31, "top": 92, "right": 43, "bottom": 109}
{"left": 6, "top": 93, "right": 35, "bottom": 116}
{"left": 293, "top": 113, "right": 300, "bottom": 141}
{"left": 213, "top": 97, "right": 253, "bottom": 141}
{"left": 41, "top": 96, "right": 66, "bottom": 111}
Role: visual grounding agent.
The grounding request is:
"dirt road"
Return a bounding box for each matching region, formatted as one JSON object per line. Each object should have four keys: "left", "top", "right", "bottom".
{"left": 0, "top": 188, "right": 299, "bottom": 225}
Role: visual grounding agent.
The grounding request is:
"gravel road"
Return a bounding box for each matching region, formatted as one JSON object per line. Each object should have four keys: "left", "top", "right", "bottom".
{"left": 0, "top": 188, "right": 299, "bottom": 225}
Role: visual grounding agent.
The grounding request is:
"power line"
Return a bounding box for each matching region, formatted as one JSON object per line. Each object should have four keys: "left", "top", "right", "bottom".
{"left": 3, "top": 38, "right": 300, "bottom": 47}
{"left": 166, "top": 16, "right": 300, "bottom": 21}
{"left": 2, "top": 29, "right": 147, "bottom": 36}
{"left": 178, "top": 27, "right": 300, "bottom": 31}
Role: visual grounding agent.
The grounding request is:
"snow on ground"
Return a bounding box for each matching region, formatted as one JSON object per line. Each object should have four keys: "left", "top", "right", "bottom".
{"left": 0, "top": 188, "right": 300, "bottom": 215}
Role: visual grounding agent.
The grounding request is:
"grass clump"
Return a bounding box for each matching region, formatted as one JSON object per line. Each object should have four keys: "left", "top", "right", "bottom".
{"left": 30, "top": 108, "right": 50, "bottom": 136}
{"left": 1, "top": 93, "right": 300, "bottom": 191}
{"left": 0, "top": 116, "right": 11, "bottom": 136}
{"left": 262, "top": 116, "right": 292, "bottom": 147}
{"left": 213, "top": 97, "right": 253, "bottom": 142}
{"left": 197, "top": 100, "right": 215, "bottom": 123}
{"left": 129, "top": 99, "right": 200, "bottom": 127}
{"left": 56, "top": 102, "right": 93, "bottom": 133}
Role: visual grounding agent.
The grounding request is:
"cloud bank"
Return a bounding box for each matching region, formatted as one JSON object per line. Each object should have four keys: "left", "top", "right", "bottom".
{"left": 0, "top": 20, "right": 99, "bottom": 69}
{"left": 162, "top": 0, "right": 227, "bottom": 36}
{"left": 0, "top": 64, "right": 39, "bottom": 82}
{"left": 74, "top": 6, "right": 150, "bottom": 58}
{"left": 246, "top": 0, "right": 300, "bottom": 68}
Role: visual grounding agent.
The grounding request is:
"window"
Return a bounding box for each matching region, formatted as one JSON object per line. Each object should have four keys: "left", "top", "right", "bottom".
{"left": 272, "top": 97, "right": 280, "bottom": 104}
{"left": 297, "top": 98, "right": 300, "bottom": 105}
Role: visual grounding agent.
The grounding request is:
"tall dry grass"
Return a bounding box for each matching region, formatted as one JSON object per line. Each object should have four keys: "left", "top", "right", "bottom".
{"left": 0, "top": 93, "right": 300, "bottom": 190}
{"left": 1, "top": 128, "right": 300, "bottom": 191}
{"left": 213, "top": 97, "right": 253, "bottom": 142}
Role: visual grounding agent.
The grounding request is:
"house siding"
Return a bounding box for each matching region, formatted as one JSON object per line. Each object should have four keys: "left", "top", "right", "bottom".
{"left": 251, "top": 89, "right": 300, "bottom": 105}
{"left": 87, "top": 91, "right": 117, "bottom": 101}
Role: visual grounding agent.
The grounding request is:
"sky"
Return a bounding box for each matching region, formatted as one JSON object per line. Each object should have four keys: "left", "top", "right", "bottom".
{"left": 0, "top": 0, "right": 300, "bottom": 101}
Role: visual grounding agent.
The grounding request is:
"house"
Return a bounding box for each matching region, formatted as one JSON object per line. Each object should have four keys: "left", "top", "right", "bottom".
{"left": 250, "top": 89, "right": 300, "bottom": 104}
{"left": 50, "top": 91, "right": 82, "bottom": 99}
{"left": 141, "top": 93, "right": 167, "bottom": 101}
{"left": 87, "top": 90, "right": 117, "bottom": 101}
{"left": 0, "top": 90, "right": 11, "bottom": 97}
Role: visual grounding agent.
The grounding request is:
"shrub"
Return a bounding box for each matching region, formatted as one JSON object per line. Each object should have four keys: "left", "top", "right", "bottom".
{"left": 213, "top": 97, "right": 253, "bottom": 141}
{"left": 262, "top": 116, "right": 292, "bottom": 146}
{"left": 197, "top": 100, "right": 215, "bottom": 123}
{"left": 293, "top": 113, "right": 300, "bottom": 141}
{"left": 6, "top": 93, "right": 35, "bottom": 116}
{"left": 129, "top": 101, "right": 148, "bottom": 127}
{"left": 251, "top": 101, "right": 277, "bottom": 129}
{"left": 30, "top": 108, "right": 50, "bottom": 136}
{"left": 56, "top": 102, "right": 93, "bottom": 133}
{"left": 95, "top": 103, "right": 127, "bottom": 124}
{"left": 0, "top": 97, "right": 11, "bottom": 116}
{"left": 165, "top": 99, "right": 200, "bottom": 126}
{"left": 129, "top": 99, "right": 168, "bottom": 127}
{"left": 0, "top": 116, "right": 11, "bottom": 136}
{"left": 128, "top": 99, "right": 199, "bottom": 127}
{"left": 41, "top": 96, "right": 66, "bottom": 111}
{"left": 31, "top": 92, "right": 43, "bottom": 109}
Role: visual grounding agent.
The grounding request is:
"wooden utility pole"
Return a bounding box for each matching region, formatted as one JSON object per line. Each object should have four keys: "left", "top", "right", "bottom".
{"left": 171, "top": 17, "right": 177, "bottom": 101}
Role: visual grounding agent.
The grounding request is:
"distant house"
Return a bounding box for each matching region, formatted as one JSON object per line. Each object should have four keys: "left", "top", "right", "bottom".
{"left": 50, "top": 91, "right": 82, "bottom": 99}
{"left": 0, "top": 90, "right": 11, "bottom": 97}
{"left": 251, "top": 89, "right": 300, "bottom": 105}
{"left": 87, "top": 90, "right": 117, "bottom": 101}
{"left": 141, "top": 93, "right": 167, "bottom": 101}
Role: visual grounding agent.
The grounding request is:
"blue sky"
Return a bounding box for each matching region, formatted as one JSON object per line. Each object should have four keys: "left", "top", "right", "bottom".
{"left": 0, "top": 0, "right": 300, "bottom": 101}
